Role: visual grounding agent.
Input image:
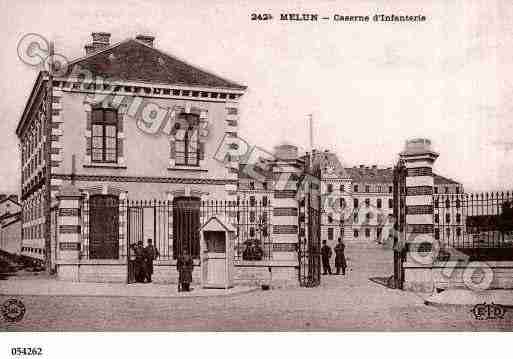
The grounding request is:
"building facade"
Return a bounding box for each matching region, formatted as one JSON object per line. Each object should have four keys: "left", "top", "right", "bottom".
{"left": 16, "top": 32, "right": 246, "bottom": 279}
{"left": 314, "top": 150, "right": 463, "bottom": 257}
{"left": 0, "top": 196, "right": 22, "bottom": 255}
{"left": 16, "top": 33, "right": 322, "bottom": 286}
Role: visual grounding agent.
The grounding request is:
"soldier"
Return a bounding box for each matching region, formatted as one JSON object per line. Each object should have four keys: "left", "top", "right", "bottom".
{"left": 334, "top": 238, "right": 347, "bottom": 275}
{"left": 144, "top": 238, "right": 160, "bottom": 283}
{"left": 321, "top": 240, "right": 332, "bottom": 275}
{"left": 134, "top": 240, "right": 146, "bottom": 283}
{"left": 177, "top": 250, "right": 194, "bottom": 292}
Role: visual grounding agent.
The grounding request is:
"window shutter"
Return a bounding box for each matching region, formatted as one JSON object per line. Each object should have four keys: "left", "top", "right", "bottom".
{"left": 117, "top": 115, "right": 123, "bottom": 132}
{"left": 86, "top": 112, "right": 91, "bottom": 130}
{"left": 199, "top": 142, "right": 205, "bottom": 160}
{"left": 117, "top": 139, "right": 123, "bottom": 157}
{"left": 170, "top": 141, "right": 176, "bottom": 158}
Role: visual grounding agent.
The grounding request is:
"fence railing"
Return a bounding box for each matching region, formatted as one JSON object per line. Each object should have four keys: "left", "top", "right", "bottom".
{"left": 81, "top": 198, "right": 273, "bottom": 261}
{"left": 434, "top": 191, "right": 513, "bottom": 260}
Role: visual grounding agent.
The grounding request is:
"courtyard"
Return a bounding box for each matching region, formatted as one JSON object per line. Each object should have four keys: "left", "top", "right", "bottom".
{"left": 1, "top": 241, "right": 512, "bottom": 331}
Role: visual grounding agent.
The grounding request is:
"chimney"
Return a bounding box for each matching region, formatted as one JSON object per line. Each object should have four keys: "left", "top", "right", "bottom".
{"left": 372, "top": 165, "right": 377, "bottom": 169}
{"left": 360, "top": 165, "right": 364, "bottom": 169}
{"left": 85, "top": 32, "right": 111, "bottom": 55}
{"left": 136, "top": 34, "right": 155, "bottom": 47}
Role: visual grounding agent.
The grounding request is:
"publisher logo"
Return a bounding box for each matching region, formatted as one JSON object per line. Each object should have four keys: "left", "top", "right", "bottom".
{"left": 471, "top": 302, "right": 506, "bottom": 320}
{"left": 1, "top": 298, "right": 26, "bottom": 323}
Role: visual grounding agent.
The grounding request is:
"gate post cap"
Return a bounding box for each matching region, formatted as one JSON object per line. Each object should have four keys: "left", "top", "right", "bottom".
{"left": 400, "top": 138, "right": 439, "bottom": 158}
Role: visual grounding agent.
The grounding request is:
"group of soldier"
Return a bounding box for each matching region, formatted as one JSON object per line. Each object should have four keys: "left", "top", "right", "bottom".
{"left": 131, "top": 238, "right": 160, "bottom": 283}
{"left": 130, "top": 239, "right": 194, "bottom": 292}
{"left": 321, "top": 238, "right": 347, "bottom": 275}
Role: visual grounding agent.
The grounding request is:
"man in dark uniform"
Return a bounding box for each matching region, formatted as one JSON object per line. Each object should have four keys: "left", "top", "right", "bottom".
{"left": 134, "top": 240, "right": 146, "bottom": 283}
{"left": 321, "top": 240, "right": 332, "bottom": 275}
{"left": 144, "top": 238, "right": 160, "bottom": 283}
{"left": 177, "top": 250, "right": 194, "bottom": 292}
{"left": 334, "top": 238, "right": 347, "bottom": 275}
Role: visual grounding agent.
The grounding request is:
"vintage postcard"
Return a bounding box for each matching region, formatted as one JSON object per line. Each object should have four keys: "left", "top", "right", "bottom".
{"left": 0, "top": 0, "right": 512, "bottom": 351}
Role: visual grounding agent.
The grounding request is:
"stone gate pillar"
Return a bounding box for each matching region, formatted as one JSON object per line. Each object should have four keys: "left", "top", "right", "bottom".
{"left": 399, "top": 138, "right": 439, "bottom": 292}
{"left": 272, "top": 145, "right": 302, "bottom": 261}
{"left": 56, "top": 184, "right": 82, "bottom": 281}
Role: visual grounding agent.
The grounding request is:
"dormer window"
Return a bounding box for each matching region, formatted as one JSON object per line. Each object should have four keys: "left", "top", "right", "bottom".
{"left": 91, "top": 108, "right": 118, "bottom": 163}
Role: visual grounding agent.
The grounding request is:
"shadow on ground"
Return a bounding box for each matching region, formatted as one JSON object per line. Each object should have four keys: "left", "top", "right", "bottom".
{"left": 369, "top": 275, "right": 396, "bottom": 289}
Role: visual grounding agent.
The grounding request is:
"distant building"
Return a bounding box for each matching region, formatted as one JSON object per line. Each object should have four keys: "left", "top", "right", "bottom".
{"left": 0, "top": 196, "right": 22, "bottom": 255}
{"left": 310, "top": 150, "right": 463, "bottom": 252}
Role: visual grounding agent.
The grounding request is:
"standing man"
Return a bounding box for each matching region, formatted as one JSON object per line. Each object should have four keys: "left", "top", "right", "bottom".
{"left": 321, "top": 240, "right": 332, "bottom": 275}
{"left": 134, "top": 240, "right": 146, "bottom": 283}
{"left": 144, "top": 238, "right": 160, "bottom": 283}
{"left": 334, "top": 238, "right": 347, "bottom": 275}
{"left": 177, "top": 249, "right": 194, "bottom": 292}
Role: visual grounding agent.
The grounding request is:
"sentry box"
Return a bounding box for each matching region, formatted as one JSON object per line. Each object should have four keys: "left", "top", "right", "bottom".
{"left": 199, "top": 216, "right": 235, "bottom": 289}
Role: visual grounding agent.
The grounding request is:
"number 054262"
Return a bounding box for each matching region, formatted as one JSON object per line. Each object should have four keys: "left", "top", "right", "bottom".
{"left": 11, "top": 348, "right": 43, "bottom": 356}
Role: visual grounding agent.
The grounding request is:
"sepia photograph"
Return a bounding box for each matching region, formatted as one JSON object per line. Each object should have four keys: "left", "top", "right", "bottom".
{"left": 0, "top": 0, "right": 512, "bottom": 352}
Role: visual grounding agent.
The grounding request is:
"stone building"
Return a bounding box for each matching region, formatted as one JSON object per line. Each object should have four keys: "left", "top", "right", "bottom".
{"left": 16, "top": 33, "right": 321, "bottom": 286}
{"left": 16, "top": 32, "right": 246, "bottom": 280}
{"left": 0, "top": 196, "right": 22, "bottom": 255}
{"left": 312, "top": 150, "right": 463, "bottom": 261}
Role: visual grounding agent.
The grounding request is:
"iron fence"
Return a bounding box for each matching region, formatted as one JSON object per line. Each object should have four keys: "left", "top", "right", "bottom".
{"left": 434, "top": 191, "right": 513, "bottom": 260}
{"left": 81, "top": 197, "right": 273, "bottom": 261}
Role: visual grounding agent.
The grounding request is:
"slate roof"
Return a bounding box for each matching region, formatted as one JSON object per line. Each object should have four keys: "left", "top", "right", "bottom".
{"left": 345, "top": 167, "right": 393, "bottom": 183}
{"left": 66, "top": 39, "right": 246, "bottom": 90}
{"left": 311, "top": 151, "right": 350, "bottom": 178}
{"left": 346, "top": 166, "right": 461, "bottom": 186}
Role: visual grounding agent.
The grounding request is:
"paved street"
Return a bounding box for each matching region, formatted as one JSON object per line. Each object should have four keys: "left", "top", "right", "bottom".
{"left": 1, "top": 242, "right": 512, "bottom": 331}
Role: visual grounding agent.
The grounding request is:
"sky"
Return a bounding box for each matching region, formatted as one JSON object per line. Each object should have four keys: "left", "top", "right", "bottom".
{"left": 0, "top": 0, "right": 512, "bottom": 194}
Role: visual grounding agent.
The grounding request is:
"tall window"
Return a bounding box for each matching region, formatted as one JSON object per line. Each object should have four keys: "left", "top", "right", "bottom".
{"left": 388, "top": 198, "right": 393, "bottom": 209}
{"left": 89, "top": 195, "right": 119, "bottom": 259}
{"left": 340, "top": 198, "right": 346, "bottom": 209}
{"left": 354, "top": 185, "right": 358, "bottom": 193}
{"left": 173, "top": 197, "right": 200, "bottom": 258}
{"left": 175, "top": 113, "right": 199, "bottom": 166}
{"left": 327, "top": 184, "right": 333, "bottom": 193}
{"left": 340, "top": 184, "right": 344, "bottom": 192}
{"left": 365, "top": 228, "right": 370, "bottom": 237}
{"left": 377, "top": 198, "right": 382, "bottom": 209}
{"left": 365, "top": 185, "right": 370, "bottom": 193}
{"left": 91, "top": 108, "right": 118, "bottom": 163}
{"left": 353, "top": 198, "right": 359, "bottom": 208}
{"left": 328, "top": 228, "right": 333, "bottom": 240}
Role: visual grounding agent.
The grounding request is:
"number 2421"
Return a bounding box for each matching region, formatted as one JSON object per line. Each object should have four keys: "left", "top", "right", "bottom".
{"left": 251, "top": 14, "right": 273, "bottom": 21}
